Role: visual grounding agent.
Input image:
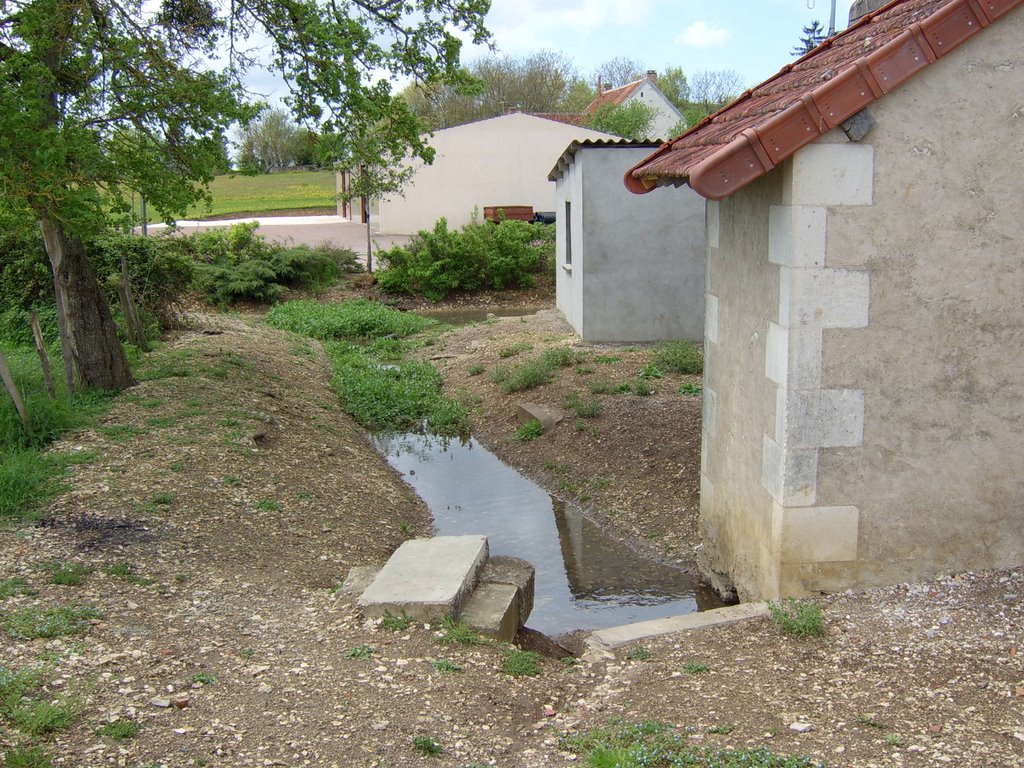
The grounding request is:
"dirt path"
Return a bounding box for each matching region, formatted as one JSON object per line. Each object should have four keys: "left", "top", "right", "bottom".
{"left": 2, "top": 311, "right": 1021, "bottom": 767}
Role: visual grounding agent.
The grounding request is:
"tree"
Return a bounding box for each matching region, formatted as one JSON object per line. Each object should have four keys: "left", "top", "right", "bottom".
{"left": 236, "top": 108, "right": 316, "bottom": 173}
{"left": 585, "top": 101, "right": 657, "bottom": 141}
{"left": 792, "top": 20, "right": 826, "bottom": 56}
{"left": 592, "top": 57, "right": 645, "bottom": 90}
{"left": 0, "top": 0, "right": 490, "bottom": 390}
{"left": 656, "top": 66, "right": 691, "bottom": 112}
{"left": 685, "top": 69, "right": 745, "bottom": 126}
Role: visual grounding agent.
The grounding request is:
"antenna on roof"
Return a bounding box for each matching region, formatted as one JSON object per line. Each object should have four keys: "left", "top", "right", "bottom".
{"left": 806, "top": 0, "right": 837, "bottom": 36}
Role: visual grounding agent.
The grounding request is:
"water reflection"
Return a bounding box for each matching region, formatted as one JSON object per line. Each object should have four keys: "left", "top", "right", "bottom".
{"left": 374, "top": 433, "right": 723, "bottom": 636}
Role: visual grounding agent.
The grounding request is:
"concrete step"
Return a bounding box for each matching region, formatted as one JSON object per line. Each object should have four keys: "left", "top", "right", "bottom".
{"left": 357, "top": 535, "right": 488, "bottom": 621}
{"left": 460, "top": 582, "right": 521, "bottom": 642}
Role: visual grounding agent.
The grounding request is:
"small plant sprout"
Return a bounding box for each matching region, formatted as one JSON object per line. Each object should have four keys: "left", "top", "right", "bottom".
{"left": 344, "top": 644, "right": 375, "bottom": 659}
{"left": 411, "top": 735, "right": 443, "bottom": 757}
{"left": 515, "top": 419, "right": 544, "bottom": 441}
{"left": 626, "top": 646, "right": 653, "bottom": 661}
{"left": 886, "top": 733, "right": 904, "bottom": 747}
{"left": 41, "top": 562, "right": 92, "bottom": 587}
{"left": 187, "top": 672, "right": 217, "bottom": 686}
{"left": 679, "top": 661, "right": 710, "bottom": 675}
{"left": 239, "top": 647, "right": 255, "bottom": 659}
{"left": 638, "top": 363, "right": 663, "bottom": 380}
{"left": 677, "top": 382, "right": 703, "bottom": 396}
{"left": 430, "top": 659, "right": 462, "bottom": 673}
{"left": 501, "top": 649, "right": 543, "bottom": 677}
{"left": 380, "top": 612, "right": 412, "bottom": 631}
{"left": 255, "top": 500, "right": 283, "bottom": 512}
{"left": 99, "top": 719, "right": 140, "bottom": 741}
{"left": 150, "top": 492, "right": 174, "bottom": 505}
{"left": 707, "top": 724, "right": 735, "bottom": 735}
{"left": 767, "top": 598, "right": 825, "bottom": 638}
{"left": 467, "top": 362, "right": 486, "bottom": 376}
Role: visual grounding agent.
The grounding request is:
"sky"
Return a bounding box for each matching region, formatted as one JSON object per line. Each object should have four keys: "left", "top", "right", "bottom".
{"left": 245, "top": 0, "right": 860, "bottom": 108}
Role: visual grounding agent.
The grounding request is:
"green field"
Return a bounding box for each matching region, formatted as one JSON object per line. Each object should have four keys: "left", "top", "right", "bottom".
{"left": 162, "top": 170, "right": 337, "bottom": 221}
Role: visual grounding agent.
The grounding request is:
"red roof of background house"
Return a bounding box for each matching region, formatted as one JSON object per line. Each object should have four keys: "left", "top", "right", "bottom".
{"left": 532, "top": 112, "right": 588, "bottom": 127}
{"left": 585, "top": 78, "right": 648, "bottom": 114}
{"left": 625, "top": 0, "right": 1023, "bottom": 200}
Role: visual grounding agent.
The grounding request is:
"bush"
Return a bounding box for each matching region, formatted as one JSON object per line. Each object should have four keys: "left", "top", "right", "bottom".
{"left": 653, "top": 340, "right": 704, "bottom": 375}
{"left": 376, "top": 216, "right": 554, "bottom": 301}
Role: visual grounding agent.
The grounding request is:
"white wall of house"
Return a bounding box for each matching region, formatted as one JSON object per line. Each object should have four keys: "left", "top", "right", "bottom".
{"left": 554, "top": 145, "right": 705, "bottom": 343}
{"left": 700, "top": 5, "right": 1024, "bottom": 600}
{"left": 625, "top": 82, "right": 684, "bottom": 139}
{"left": 375, "top": 113, "right": 611, "bottom": 235}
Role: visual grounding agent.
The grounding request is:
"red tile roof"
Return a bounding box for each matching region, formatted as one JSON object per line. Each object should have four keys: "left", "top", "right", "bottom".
{"left": 626, "top": 0, "right": 1023, "bottom": 199}
{"left": 585, "top": 79, "right": 647, "bottom": 115}
{"left": 532, "top": 112, "right": 588, "bottom": 127}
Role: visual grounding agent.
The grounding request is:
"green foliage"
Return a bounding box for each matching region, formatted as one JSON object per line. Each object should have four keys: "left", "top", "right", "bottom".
{"left": 380, "top": 612, "right": 413, "bottom": 632}
{"left": 430, "top": 659, "right": 462, "bottom": 674}
{"left": 767, "top": 598, "right": 825, "bottom": 638}
{"left": 189, "top": 223, "right": 348, "bottom": 305}
{"left": 515, "top": 419, "right": 544, "bottom": 442}
{"left": 187, "top": 672, "right": 217, "bottom": 686}
{"left": 2, "top": 746, "right": 55, "bottom": 768}
{"left": 625, "top": 646, "right": 653, "bottom": 662}
{"left": 181, "top": 171, "right": 337, "bottom": 219}
{"left": 498, "top": 341, "right": 532, "bottom": 358}
{"left": 585, "top": 101, "right": 658, "bottom": 140}
{"left": 679, "top": 661, "right": 711, "bottom": 675}
{"left": 677, "top": 382, "right": 703, "bottom": 397}
{"left": 560, "top": 720, "right": 822, "bottom": 768}
{"left": 344, "top": 644, "right": 375, "bottom": 660}
{"left": 501, "top": 649, "right": 543, "bottom": 677}
{"left": 98, "top": 719, "right": 140, "bottom": 741}
{"left": 637, "top": 364, "right": 663, "bottom": 380}
{"left": 11, "top": 699, "right": 77, "bottom": 737}
{"left": 467, "top": 363, "right": 486, "bottom": 376}
{"left": 40, "top": 562, "right": 92, "bottom": 587}
{"left": 653, "top": 340, "right": 704, "bottom": 375}
{"left": 437, "top": 616, "right": 482, "bottom": 646}
{"left": 266, "top": 299, "right": 432, "bottom": 340}
{"left": 376, "top": 217, "right": 554, "bottom": 301}
{"left": 564, "top": 392, "right": 603, "bottom": 418}
{"left": 411, "top": 736, "right": 443, "bottom": 757}
{"left": 588, "top": 379, "right": 631, "bottom": 396}
{"left": 494, "top": 346, "right": 578, "bottom": 393}
{"left": 793, "top": 21, "right": 827, "bottom": 56}
{"left": 1, "top": 605, "right": 101, "bottom": 640}
{"left": 0, "top": 578, "right": 33, "bottom": 600}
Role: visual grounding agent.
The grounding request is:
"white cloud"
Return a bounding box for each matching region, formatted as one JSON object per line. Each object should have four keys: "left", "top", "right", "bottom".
{"left": 675, "top": 20, "right": 731, "bottom": 49}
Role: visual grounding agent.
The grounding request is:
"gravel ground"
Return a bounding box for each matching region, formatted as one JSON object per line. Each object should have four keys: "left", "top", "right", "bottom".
{"left": 1, "top": 308, "right": 1021, "bottom": 767}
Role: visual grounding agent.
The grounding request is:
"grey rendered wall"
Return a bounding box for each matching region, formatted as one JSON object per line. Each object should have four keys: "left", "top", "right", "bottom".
{"left": 555, "top": 158, "right": 585, "bottom": 335}
{"left": 812, "top": 6, "right": 1024, "bottom": 590}
{"left": 578, "top": 147, "right": 705, "bottom": 343}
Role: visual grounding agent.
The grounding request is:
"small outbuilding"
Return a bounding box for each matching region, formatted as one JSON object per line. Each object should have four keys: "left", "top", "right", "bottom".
{"left": 549, "top": 139, "right": 705, "bottom": 342}
{"left": 372, "top": 113, "right": 612, "bottom": 235}
{"left": 626, "top": 0, "right": 1024, "bottom": 599}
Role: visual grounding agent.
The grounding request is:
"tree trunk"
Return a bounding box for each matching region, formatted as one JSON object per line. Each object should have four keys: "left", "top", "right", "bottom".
{"left": 39, "top": 216, "right": 136, "bottom": 392}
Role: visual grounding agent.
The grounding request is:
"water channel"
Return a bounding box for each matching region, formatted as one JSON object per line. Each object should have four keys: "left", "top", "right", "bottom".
{"left": 374, "top": 433, "right": 725, "bottom": 638}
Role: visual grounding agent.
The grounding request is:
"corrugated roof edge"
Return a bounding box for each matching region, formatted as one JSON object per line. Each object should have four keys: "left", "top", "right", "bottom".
{"left": 548, "top": 138, "right": 664, "bottom": 182}
{"left": 624, "top": 0, "right": 1023, "bottom": 199}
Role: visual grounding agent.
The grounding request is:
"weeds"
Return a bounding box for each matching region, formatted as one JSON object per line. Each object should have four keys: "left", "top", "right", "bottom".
{"left": 266, "top": 299, "right": 432, "bottom": 341}
{"left": 98, "top": 719, "right": 140, "bottom": 741}
{"left": 150, "top": 492, "right": 174, "bottom": 505}
{"left": 2, "top": 746, "right": 54, "bottom": 768}
{"left": 707, "top": 724, "right": 735, "bottom": 735}
{"left": 255, "top": 500, "right": 283, "bottom": 512}
{"left": 679, "top": 662, "right": 711, "bottom": 675}
{"left": 498, "top": 341, "right": 532, "bottom": 358}
{"left": 515, "top": 419, "right": 544, "bottom": 441}
{"left": 187, "top": 672, "right": 217, "bottom": 686}
{"left": 502, "top": 649, "right": 542, "bottom": 677}
{"left": 380, "top": 612, "right": 413, "bottom": 632}
{"left": 40, "top": 562, "right": 92, "bottom": 586}
{"left": 1, "top": 605, "right": 100, "bottom": 640}
{"left": 437, "top": 616, "right": 482, "bottom": 646}
{"left": 626, "top": 646, "right": 652, "bottom": 662}
{"left": 430, "top": 659, "right": 462, "bottom": 674}
{"left": 411, "top": 735, "right": 443, "bottom": 757}
{"left": 467, "top": 363, "right": 485, "bottom": 376}
{"left": 564, "top": 392, "right": 603, "bottom": 418}
{"left": 344, "top": 644, "right": 375, "bottom": 659}
{"left": 588, "top": 378, "right": 631, "bottom": 395}
{"left": 678, "top": 382, "right": 703, "bottom": 396}
{"left": 637, "top": 363, "right": 663, "bottom": 380}
{"left": 9, "top": 699, "right": 77, "bottom": 737}
{"left": 654, "top": 340, "right": 703, "bottom": 374}
{"left": 495, "top": 347, "right": 578, "bottom": 393}
{"left": 0, "top": 577, "right": 33, "bottom": 600}
{"left": 767, "top": 598, "right": 825, "bottom": 638}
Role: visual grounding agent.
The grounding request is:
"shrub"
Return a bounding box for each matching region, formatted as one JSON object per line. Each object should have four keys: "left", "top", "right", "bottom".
{"left": 376, "top": 216, "right": 554, "bottom": 301}
{"left": 653, "top": 340, "right": 704, "bottom": 375}
{"left": 767, "top": 598, "right": 825, "bottom": 638}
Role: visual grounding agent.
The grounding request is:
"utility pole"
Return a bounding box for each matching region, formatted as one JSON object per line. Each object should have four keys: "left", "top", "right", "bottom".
{"left": 807, "top": 0, "right": 838, "bottom": 36}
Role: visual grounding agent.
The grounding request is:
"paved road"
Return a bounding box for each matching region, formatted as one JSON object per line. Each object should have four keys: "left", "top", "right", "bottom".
{"left": 146, "top": 215, "right": 411, "bottom": 266}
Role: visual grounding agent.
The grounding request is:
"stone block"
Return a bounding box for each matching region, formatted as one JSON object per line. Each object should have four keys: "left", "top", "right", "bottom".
{"left": 785, "top": 143, "right": 874, "bottom": 207}
{"left": 460, "top": 582, "right": 520, "bottom": 642}
{"left": 515, "top": 402, "right": 563, "bottom": 431}
{"left": 778, "top": 505, "right": 860, "bottom": 564}
{"left": 357, "top": 535, "right": 488, "bottom": 621}
{"left": 585, "top": 602, "right": 770, "bottom": 653}
{"left": 479, "top": 555, "right": 534, "bottom": 623}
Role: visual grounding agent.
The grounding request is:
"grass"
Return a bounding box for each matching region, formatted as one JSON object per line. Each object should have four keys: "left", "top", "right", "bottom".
{"left": 344, "top": 644, "right": 375, "bottom": 660}
{"left": 411, "top": 735, "right": 443, "bottom": 757}
{"left": 266, "top": 299, "right": 433, "bottom": 341}
{"left": 0, "top": 577, "right": 33, "bottom": 599}
{"left": 679, "top": 661, "right": 711, "bottom": 675}
{"left": 2, "top": 746, "right": 55, "bottom": 768}
{"left": 11, "top": 699, "right": 77, "bottom": 736}
{"left": 380, "top": 612, "right": 413, "bottom": 631}
{"left": 178, "top": 169, "right": 336, "bottom": 220}
{"left": 187, "top": 672, "right": 218, "bottom": 686}
{"left": 437, "top": 616, "right": 482, "bottom": 646}
{"left": 430, "top": 659, "right": 462, "bottom": 674}
{"left": 467, "top": 362, "right": 486, "bottom": 376}
{"left": 653, "top": 340, "right": 704, "bottom": 374}
{"left": 678, "top": 382, "right": 703, "bottom": 396}
{"left": 515, "top": 419, "right": 543, "bottom": 441}
{"left": 767, "top": 598, "right": 825, "bottom": 638}
{"left": 255, "top": 500, "right": 283, "bottom": 512}
{"left": 501, "top": 649, "right": 542, "bottom": 677}
{"left": 491, "top": 347, "right": 578, "bottom": 393}
{"left": 625, "top": 646, "right": 652, "bottom": 662}
{"left": 1, "top": 605, "right": 101, "bottom": 640}
{"left": 637, "top": 363, "right": 663, "bottom": 380}
{"left": 98, "top": 719, "right": 140, "bottom": 741}
{"left": 498, "top": 341, "right": 532, "bottom": 358}
{"left": 560, "top": 720, "right": 822, "bottom": 768}
{"left": 564, "top": 392, "right": 603, "bottom": 418}
{"left": 40, "top": 562, "right": 92, "bottom": 586}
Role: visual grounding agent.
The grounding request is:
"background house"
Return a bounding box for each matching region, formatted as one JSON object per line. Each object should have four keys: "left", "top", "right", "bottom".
{"left": 627, "top": 0, "right": 1024, "bottom": 600}
{"left": 370, "top": 113, "right": 612, "bottom": 235}
{"left": 549, "top": 139, "right": 704, "bottom": 342}
{"left": 585, "top": 71, "right": 684, "bottom": 140}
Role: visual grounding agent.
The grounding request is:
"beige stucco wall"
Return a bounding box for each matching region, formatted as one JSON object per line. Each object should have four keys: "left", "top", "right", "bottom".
{"left": 376, "top": 114, "right": 611, "bottom": 235}
{"left": 702, "top": 5, "right": 1024, "bottom": 599}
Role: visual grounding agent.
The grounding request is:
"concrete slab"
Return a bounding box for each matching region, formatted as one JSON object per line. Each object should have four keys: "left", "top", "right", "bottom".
{"left": 479, "top": 556, "right": 535, "bottom": 624}
{"left": 461, "top": 582, "right": 520, "bottom": 642}
{"left": 584, "top": 602, "right": 769, "bottom": 656}
{"left": 357, "top": 536, "right": 488, "bottom": 621}
{"left": 515, "top": 402, "right": 563, "bottom": 432}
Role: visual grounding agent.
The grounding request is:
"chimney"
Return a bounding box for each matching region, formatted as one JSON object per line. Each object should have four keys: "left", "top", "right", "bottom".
{"left": 646, "top": 69, "right": 657, "bottom": 82}
{"left": 848, "top": 0, "right": 889, "bottom": 26}
{"left": 597, "top": 75, "right": 603, "bottom": 94}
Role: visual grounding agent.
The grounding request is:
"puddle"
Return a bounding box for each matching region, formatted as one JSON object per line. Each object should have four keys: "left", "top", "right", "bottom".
{"left": 417, "top": 307, "right": 539, "bottom": 325}
{"left": 375, "top": 433, "right": 725, "bottom": 637}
